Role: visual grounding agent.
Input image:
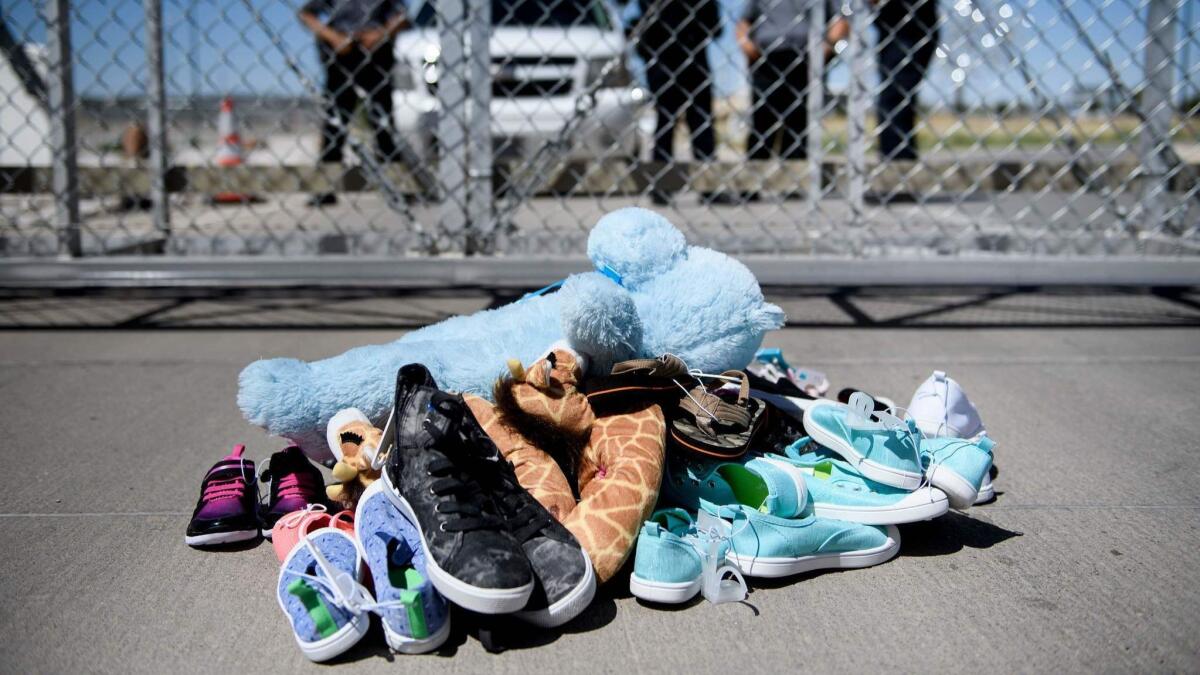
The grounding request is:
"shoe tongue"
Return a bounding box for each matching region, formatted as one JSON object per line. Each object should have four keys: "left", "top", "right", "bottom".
{"left": 651, "top": 508, "right": 694, "bottom": 535}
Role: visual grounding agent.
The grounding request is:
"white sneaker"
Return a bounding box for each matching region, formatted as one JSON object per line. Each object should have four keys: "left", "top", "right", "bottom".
{"left": 906, "top": 370, "right": 985, "bottom": 439}
{"left": 907, "top": 371, "right": 995, "bottom": 504}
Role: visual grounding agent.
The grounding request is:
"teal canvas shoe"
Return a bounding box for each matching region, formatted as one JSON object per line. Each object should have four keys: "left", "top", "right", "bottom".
{"left": 803, "top": 394, "right": 925, "bottom": 490}
{"left": 661, "top": 451, "right": 808, "bottom": 519}
{"left": 629, "top": 509, "right": 746, "bottom": 605}
{"left": 763, "top": 439, "right": 949, "bottom": 525}
{"left": 921, "top": 435, "right": 995, "bottom": 509}
{"left": 697, "top": 498, "right": 899, "bottom": 579}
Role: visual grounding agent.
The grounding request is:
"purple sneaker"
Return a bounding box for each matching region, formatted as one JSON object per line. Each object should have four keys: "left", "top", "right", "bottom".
{"left": 260, "top": 446, "right": 329, "bottom": 538}
{"left": 185, "top": 444, "right": 260, "bottom": 547}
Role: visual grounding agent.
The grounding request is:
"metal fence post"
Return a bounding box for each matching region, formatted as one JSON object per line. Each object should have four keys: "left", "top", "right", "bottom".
{"left": 465, "top": 0, "right": 493, "bottom": 254}
{"left": 845, "top": 0, "right": 867, "bottom": 225}
{"left": 44, "top": 0, "right": 80, "bottom": 257}
{"left": 1138, "top": 0, "right": 1178, "bottom": 230}
{"left": 437, "top": 0, "right": 469, "bottom": 243}
{"left": 144, "top": 0, "right": 170, "bottom": 240}
{"left": 807, "top": 0, "right": 826, "bottom": 206}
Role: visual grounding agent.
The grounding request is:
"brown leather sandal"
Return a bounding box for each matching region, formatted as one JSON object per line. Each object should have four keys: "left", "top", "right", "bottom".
{"left": 668, "top": 370, "right": 767, "bottom": 459}
{"left": 584, "top": 354, "right": 691, "bottom": 411}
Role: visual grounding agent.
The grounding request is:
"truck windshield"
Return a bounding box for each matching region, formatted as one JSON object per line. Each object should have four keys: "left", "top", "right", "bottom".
{"left": 412, "top": 0, "right": 612, "bottom": 29}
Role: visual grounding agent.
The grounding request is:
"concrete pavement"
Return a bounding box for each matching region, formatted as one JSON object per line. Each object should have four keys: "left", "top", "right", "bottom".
{"left": 1, "top": 288, "right": 1198, "bottom": 673}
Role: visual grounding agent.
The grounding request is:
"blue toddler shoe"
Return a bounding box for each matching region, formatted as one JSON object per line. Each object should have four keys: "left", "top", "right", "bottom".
{"left": 661, "top": 451, "right": 809, "bottom": 518}
{"left": 698, "top": 498, "right": 900, "bottom": 579}
{"left": 354, "top": 480, "right": 451, "bottom": 654}
{"left": 803, "top": 393, "right": 925, "bottom": 490}
{"left": 629, "top": 508, "right": 746, "bottom": 605}
{"left": 763, "top": 438, "right": 949, "bottom": 525}
{"left": 276, "top": 528, "right": 371, "bottom": 662}
{"left": 921, "top": 435, "right": 995, "bottom": 509}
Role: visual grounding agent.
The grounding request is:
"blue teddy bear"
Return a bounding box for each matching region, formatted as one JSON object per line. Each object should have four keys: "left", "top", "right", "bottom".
{"left": 238, "top": 207, "right": 786, "bottom": 459}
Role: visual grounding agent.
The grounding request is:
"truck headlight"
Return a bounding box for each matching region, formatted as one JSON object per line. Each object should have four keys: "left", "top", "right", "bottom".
{"left": 586, "top": 56, "right": 632, "bottom": 89}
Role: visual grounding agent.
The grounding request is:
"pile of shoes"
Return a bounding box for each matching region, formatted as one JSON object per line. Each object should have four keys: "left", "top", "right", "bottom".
{"left": 186, "top": 365, "right": 595, "bottom": 661}
{"left": 628, "top": 354, "right": 997, "bottom": 606}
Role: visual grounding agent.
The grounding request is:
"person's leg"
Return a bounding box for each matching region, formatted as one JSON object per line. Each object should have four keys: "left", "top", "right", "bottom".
{"left": 683, "top": 58, "right": 716, "bottom": 162}
{"left": 779, "top": 50, "right": 809, "bottom": 160}
{"left": 318, "top": 45, "right": 359, "bottom": 164}
{"left": 876, "top": 39, "right": 916, "bottom": 161}
{"left": 644, "top": 61, "right": 680, "bottom": 164}
{"left": 359, "top": 45, "right": 400, "bottom": 163}
{"left": 749, "top": 52, "right": 782, "bottom": 159}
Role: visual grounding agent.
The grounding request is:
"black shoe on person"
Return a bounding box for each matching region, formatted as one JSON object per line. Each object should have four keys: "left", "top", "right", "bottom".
{"left": 382, "top": 364, "right": 534, "bottom": 614}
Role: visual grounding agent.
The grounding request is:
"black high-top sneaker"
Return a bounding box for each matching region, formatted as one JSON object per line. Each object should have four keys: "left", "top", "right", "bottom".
{"left": 457, "top": 403, "right": 596, "bottom": 627}
{"left": 382, "top": 364, "right": 533, "bottom": 615}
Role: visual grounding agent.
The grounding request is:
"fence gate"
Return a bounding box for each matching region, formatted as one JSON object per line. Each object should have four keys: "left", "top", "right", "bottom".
{"left": 0, "top": 0, "right": 1198, "bottom": 286}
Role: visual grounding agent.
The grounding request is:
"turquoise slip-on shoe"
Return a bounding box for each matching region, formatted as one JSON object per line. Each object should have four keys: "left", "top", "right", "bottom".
{"left": 921, "top": 435, "right": 995, "bottom": 509}
{"left": 764, "top": 439, "right": 949, "bottom": 525}
{"left": 697, "top": 498, "right": 900, "bottom": 579}
{"left": 629, "top": 508, "right": 744, "bottom": 605}
{"left": 803, "top": 394, "right": 925, "bottom": 490}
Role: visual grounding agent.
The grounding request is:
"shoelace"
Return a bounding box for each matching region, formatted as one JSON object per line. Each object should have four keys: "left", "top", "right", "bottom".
{"left": 422, "top": 397, "right": 504, "bottom": 533}
{"left": 275, "top": 503, "right": 330, "bottom": 532}
{"left": 283, "top": 535, "right": 418, "bottom": 617}
{"left": 201, "top": 456, "right": 252, "bottom": 504}
{"left": 278, "top": 472, "right": 320, "bottom": 501}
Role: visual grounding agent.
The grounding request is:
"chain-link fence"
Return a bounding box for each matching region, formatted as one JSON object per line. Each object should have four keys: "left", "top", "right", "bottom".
{"left": 0, "top": 0, "right": 1198, "bottom": 283}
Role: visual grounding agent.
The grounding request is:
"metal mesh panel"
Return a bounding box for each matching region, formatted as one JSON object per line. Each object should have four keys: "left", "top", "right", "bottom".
{"left": 0, "top": 0, "right": 1197, "bottom": 271}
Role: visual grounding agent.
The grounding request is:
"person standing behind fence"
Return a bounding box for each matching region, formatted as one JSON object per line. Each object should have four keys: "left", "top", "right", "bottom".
{"left": 738, "top": 0, "right": 845, "bottom": 171}
{"left": 627, "top": 0, "right": 722, "bottom": 204}
{"left": 299, "top": 0, "right": 409, "bottom": 207}
{"left": 873, "top": 0, "right": 937, "bottom": 163}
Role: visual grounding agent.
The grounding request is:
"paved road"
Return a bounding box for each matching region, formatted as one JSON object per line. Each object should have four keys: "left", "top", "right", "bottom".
{"left": 1, "top": 289, "right": 1198, "bottom": 673}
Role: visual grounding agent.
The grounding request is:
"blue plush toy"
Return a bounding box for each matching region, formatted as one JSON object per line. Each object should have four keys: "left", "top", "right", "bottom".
{"left": 238, "top": 208, "right": 785, "bottom": 459}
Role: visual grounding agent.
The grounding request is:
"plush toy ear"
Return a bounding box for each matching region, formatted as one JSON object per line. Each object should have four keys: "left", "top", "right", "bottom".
{"left": 753, "top": 303, "right": 787, "bottom": 331}
{"left": 587, "top": 207, "right": 687, "bottom": 288}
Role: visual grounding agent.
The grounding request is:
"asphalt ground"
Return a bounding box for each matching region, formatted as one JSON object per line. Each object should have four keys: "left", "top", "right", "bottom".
{"left": 1, "top": 286, "right": 1198, "bottom": 673}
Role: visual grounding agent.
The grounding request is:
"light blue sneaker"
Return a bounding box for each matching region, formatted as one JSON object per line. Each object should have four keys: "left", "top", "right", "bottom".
{"left": 661, "top": 451, "right": 808, "bottom": 519}
{"left": 697, "top": 498, "right": 900, "bottom": 578}
{"left": 803, "top": 394, "right": 925, "bottom": 490}
{"left": 762, "top": 439, "right": 950, "bottom": 525}
{"left": 354, "top": 480, "right": 450, "bottom": 654}
{"left": 629, "top": 508, "right": 746, "bottom": 605}
{"left": 921, "top": 435, "right": 996, "bottom": 509}
{"left": 276, "top": 528, "right": 371, "bottom": 662}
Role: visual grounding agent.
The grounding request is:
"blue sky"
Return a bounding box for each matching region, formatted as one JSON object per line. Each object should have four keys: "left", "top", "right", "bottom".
{"left": 4, "top": 0, "right": 1197, "bottom": 106}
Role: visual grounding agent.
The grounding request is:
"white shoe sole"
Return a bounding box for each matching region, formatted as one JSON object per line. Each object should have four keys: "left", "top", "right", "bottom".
{"left": 927, "top": 464, "right": 980, "bottom": 509}
{"left": 728, "top": 525, "right": 901, "bottom": 579}
{"left": 383, "top": 470, "right": 533, "bottom": 614}
{"left": 628, "top": 574, "right": 702, "bottom": 604}
{"left": 804, "top": 403, "right": 924, "bottom": 491}
{"left": 811, "top": 488, "right": 950, "bottom": 525}
{"left": 514, "top": 548, "right": 597, "bottom": 627}
{"left": 975, "top": 477, "right": 995, "bottom": 504}
{"left": 354, "top": 480, "right": 451, "bottom": 654}
{"left": 276, "top": 529, "right": 369, "bottom": 662}
{"left": 384, "top": 611, "right": 451, "bottom": 654}
{"left": 184, "top": 528, "right": 259, "bottom": 547}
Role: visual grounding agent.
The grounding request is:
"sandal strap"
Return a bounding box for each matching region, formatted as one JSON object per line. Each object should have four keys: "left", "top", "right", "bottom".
{"left": 678, "top": 386, "right": 753, "bottom": 436}
{"left": 610, "top": 353, "right": 690, "bottom": 378}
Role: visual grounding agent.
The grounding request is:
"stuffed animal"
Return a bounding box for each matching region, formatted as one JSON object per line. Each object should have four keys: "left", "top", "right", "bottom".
{"left": 237, "top": 207, "right": 785, "bottom": 460}
{"left": 323, "top": 408, "right": 383, "bottom": 508}
{"left": 465, "top": 348, "right": 666, "bottom": 584}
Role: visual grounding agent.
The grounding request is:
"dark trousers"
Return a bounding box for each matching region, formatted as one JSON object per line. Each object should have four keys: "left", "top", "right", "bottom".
{"left": 318, "top": 42, "right": 398, "bottom": 163}
{"left": 876, "top": 38, "right": 933, "bottom": 161}
{"left": 643, "top": 48, "right": 715, "bottom": 162}
{"left": 750, "top": 49, "right": 809, "bottom": 160}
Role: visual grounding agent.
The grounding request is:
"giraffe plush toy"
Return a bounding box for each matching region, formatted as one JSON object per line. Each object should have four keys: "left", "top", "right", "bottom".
{"left": 465, "top": 348, "right": 665, "bottom": 584}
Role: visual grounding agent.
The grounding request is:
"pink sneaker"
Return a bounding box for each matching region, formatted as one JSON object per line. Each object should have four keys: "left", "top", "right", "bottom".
{"left": 271, "top": 504, "right": 355, "bottom": 563}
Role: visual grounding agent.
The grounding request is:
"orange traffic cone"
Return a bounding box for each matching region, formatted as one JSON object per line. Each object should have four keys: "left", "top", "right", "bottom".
{"left": 211, "top": 96, "right": 259, "bottom": 204}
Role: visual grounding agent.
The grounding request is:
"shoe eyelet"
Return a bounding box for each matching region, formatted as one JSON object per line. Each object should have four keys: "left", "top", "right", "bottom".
{"left": 439, "top": 522, "right": 447, "bottom": 532}
{"left": 707, "top": 480, "right": 716, "bottom": 488}
{"left": 429, "top": 486, "right": 436, "bottom": 496}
